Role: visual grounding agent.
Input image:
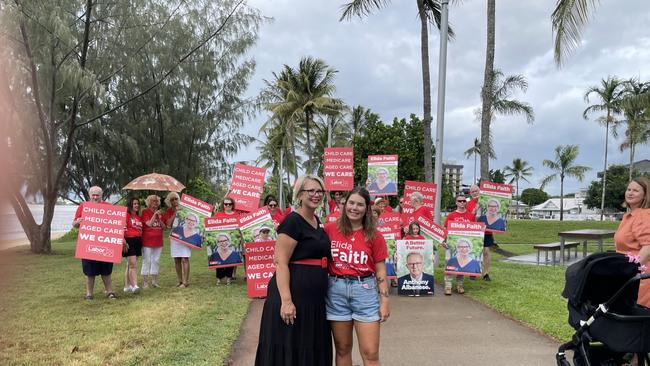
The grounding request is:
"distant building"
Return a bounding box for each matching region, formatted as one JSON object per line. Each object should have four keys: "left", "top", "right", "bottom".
{"left": 443, "top": 163, "right": 463, "bottom": 196}
{"left": 597, "top": 159, "right": 650, "bottom": 177}
{"left": 529, "top": 189, "right": 602, "bottom": 220}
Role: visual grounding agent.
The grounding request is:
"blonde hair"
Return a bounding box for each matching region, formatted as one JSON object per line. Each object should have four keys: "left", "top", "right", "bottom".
{"left": 145, "top": 194, "right": 160, "bottom": 208}
{"left": 292, "top": 175, "right": 325, "bottom": 207}
{"left": 165, "top": 192, "right": 180, "bottom": 207}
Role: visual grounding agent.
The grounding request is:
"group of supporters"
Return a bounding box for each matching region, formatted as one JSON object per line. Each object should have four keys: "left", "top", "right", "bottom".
{"left": 71, "top": 174, "right": 650, "bottom": 366}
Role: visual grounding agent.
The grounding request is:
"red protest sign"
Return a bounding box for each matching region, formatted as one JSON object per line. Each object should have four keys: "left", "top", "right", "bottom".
{"left": 229, "top": 164, "right": 266, "bottom": 212}
{"left": 75, "top": 202, "right": 127, "bottom": 264}
{"left": 244, "top": 241, "right": 276, "bottom": 298}
{"left": 323, "top": 147, "right": 354, "bottom": 191}
{"left": 404, "top": 180, "right": 437, "bottom": 212}
{"left": 379, "top": 212, "right": 402, "bottom": 238}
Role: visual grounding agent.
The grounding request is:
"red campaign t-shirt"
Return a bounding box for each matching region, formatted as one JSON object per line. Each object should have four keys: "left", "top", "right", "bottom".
{"left": 412, "top": 205, "right": 433, "bottom": 223}
{"left": 466, "top": 198, "right": 479, "bottom": 217}
{"left": 141, "top": 208, "right": 164, "bottom": 247}
{"left": 161, "top": 207, "right": 177, "bottom": 228}
{"left": 404, "top": 234, "right": 425, "bottom": 240}
{"left": 443, "top": 210, "right": 476, "bottom": 229}
{"left": 325, "top": 211, "right": 341, "bottom": 223}
{"left": 125, "top": 212, "right": 143, "bottom": 238}
{"left": 324, "top": 222, "right": 388, "bottom": 276}
{"left": 212, "top": 210, "right": 240, "bottom": 219}
{"left": 269, "top": 208, "right": 286, "bottom": 226}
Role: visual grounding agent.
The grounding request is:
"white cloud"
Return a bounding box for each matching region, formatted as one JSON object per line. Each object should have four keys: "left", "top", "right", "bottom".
{"left": 237, "top": 0, "right": 650, "bottom": 195}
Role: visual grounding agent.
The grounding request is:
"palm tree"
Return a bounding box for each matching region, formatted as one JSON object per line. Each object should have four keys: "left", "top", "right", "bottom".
{"left": 478, "top": 69, "right": 535, "bottom": 179}
{"left": 479, "top": 0, "right": 496, "bottom": 182}
{"left": 551, "top": 0, "right": 601, "bottom": 65}
{"left": 540, "top": 145, "right": 591, "bottom": 221}
{"left": 464, "top": 137, "right": 496, "bottom": 184}
{"left": 265, "top": 58, "right": 344, "bottom": 173}
{"left": 503, "top": 158, "right": 533, "bottom": 218}
{"left": 349, "top": 105, "right": 369, "bottom": 139}
{"left": 583, "top": 76, "right": 624, "bottom": 220}
{"left": 340, "top": 0, "right": 454, "bottom": 182}
{"left": 620, "top": 78, "right": 650, "bottom": 181}
{"left": 304, "top": 114, "right": 353, "bottom": 172}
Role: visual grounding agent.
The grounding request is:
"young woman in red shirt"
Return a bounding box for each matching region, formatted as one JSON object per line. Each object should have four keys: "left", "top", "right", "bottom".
{"left": 324, "top": 187, "right": 390, "bottom": 366}
{"left": 123, "top": 197, "right": 143, "bottom": 293}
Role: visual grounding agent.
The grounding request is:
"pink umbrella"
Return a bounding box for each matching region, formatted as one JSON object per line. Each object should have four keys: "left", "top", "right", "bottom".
{"left": 122, "top": 173, "right": 185, "bottom": 192}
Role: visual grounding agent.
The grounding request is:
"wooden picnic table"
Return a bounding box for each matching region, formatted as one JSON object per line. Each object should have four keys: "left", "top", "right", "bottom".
{"left": 557, "top": 229, "right": 616, "bottom": 265}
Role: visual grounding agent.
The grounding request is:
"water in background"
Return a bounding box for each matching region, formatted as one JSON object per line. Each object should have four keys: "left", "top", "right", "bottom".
{"left": 0, "top": 204, "right": 77, "bottom": 241}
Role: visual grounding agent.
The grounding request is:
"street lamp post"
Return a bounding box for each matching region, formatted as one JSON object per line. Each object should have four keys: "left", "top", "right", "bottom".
{"left": 433, "top": 0, "right": 450, "bottom": 225}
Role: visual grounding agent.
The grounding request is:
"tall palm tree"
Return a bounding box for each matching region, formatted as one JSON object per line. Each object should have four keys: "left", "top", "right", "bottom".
{"left": 503, "top": 158, "right": 533, "bottom": 218}
{"left": 479, "top": 0, "right": 496, "bottom": 182}
{"left": 265, "top": 57, "right": 344, "bottom": 173}
{"left": 304, "top": 114, "right": 353, "bottom": 172}
{"left": 464, "top": 137, "right": 496, "bottom": 184}
{"left": 540, "top": 145, "right": 590, "bottom": 221}
{"left": 340, "top": 0, "right": 454, "bottom": 182}
{"left": 583, "top": 76, "right": 624, "bottom": 220}
{"left": 620, "top": 78, "right": 650, "bottom": 181}
{"left": 551, "top": 0, "right": 600, "bottom": 66}
{"left": 349, "top": 105, "right": 369, "bottom": 139}
{"left": 478, "top": 68, "right": 535, "bottom": 179}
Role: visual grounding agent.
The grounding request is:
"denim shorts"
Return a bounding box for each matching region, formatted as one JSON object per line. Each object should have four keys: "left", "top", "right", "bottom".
{"left": 326, "top": 275, "right": 380, "bottom": 322}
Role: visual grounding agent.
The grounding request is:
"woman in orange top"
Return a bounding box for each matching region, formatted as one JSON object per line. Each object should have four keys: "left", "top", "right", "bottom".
{"left": 614, "top": 177, "right": 650, "bottom": 307}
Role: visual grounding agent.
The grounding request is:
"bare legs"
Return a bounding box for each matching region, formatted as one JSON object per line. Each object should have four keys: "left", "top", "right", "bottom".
{"left": 174, "top": 257, "right": 190, "bottom": 287}
{"left": 331, "top": 321, "right": 380, "bottom": 366}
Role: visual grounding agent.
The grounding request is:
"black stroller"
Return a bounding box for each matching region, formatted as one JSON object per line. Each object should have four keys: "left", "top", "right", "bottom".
{"left": 556, "top": 252, "right": 650, "bottom": 366}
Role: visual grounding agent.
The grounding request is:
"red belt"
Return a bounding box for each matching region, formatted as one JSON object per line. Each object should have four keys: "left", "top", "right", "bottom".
{"left": 290, "top": 257, "right": 328, "bottom": 269}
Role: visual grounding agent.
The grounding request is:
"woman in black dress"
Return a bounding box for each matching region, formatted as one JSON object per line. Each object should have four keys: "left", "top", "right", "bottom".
{"left": 255, "top": 175, "right": 332, "bottom": 366}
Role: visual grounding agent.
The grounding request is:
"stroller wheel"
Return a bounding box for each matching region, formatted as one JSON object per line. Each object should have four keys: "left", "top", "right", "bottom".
{"left": 557, "top": 359, "right": 571, "bottom": 366}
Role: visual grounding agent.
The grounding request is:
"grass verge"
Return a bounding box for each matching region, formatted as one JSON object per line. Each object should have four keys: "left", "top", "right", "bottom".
{"left": 437, "top": 219, "right": 620, "bottom": 342}
{"left": 0, "top": 239, "right": 250, "bottom": 366}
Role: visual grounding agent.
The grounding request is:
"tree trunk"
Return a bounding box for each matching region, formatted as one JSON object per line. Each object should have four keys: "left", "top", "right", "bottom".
{"left": 560, "top": 174, "right": 564, "bottom": 221}
{"left": 417, "top": 0, "right": 434, "bottom": 182}
{"left": 479, "top": 0, "right": 496, "bottom": 181}
{"left": 515, "top": 179, "right": 519, "bottom": 219}
{"left": 629, "top": 143, "right": 635, "bottom": 182}
{"left": 600, "top": 117, "right": 609, "bottom": 221}
{"left": 305, "top": 110, "right": 312, "bottom": 173}
{"left": 473, "top": 152, "right": 477, "bottom": 183}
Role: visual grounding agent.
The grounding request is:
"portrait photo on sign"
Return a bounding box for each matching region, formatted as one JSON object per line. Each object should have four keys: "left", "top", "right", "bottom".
{"left": 206, "top": 231, "right": 243, "bottom": 268}
{"left": 170, "top": 207, "right": 207, "bottom": 248}
{"left": 477, "top": 195, "right": 510, "bottom": 232}
{"left": 444, "top": 234, "right": 483, "bottom": 276}
{"left": 395, "top": 240, "right": 434, "bottom": 296}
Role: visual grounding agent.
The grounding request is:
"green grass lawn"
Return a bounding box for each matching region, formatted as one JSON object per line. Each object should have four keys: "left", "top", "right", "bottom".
{"left": 0, "top": 219, "right": 623, "bottom": 364}
{"left": 0, "top": 238, "right": 250, "bottom": 366}
{"left": 439, "top": 219, "right": 621, "bottom": 341}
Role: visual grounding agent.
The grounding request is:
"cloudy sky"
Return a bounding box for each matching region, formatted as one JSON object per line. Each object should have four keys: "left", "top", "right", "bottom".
{"left": 235, "top": 0, "right": 650, "bottom": 195}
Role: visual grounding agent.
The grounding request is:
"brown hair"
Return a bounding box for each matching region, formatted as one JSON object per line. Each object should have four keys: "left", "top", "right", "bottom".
{"left": 127, "top": 196, "right": 140, "bottom": 215}
{"left": 337, "top": 187, "right": 377, "bottom": 240}
{"left": 624, "top": 177, "right": 650, "bottom": 209}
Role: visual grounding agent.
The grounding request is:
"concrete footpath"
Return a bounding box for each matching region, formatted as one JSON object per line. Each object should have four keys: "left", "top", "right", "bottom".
{"left": 226, "top": 284, "right": 560, "bottom": 366}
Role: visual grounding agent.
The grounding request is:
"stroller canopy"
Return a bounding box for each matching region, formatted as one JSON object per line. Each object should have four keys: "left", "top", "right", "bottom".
{"left": 562, "top": 252, "right": 640, "bottom": 307}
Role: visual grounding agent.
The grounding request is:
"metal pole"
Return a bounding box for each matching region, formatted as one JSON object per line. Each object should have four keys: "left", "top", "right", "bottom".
{"left": 433, "top": 0, "right": 450, "bottom": 225}
{"left": 279, "top": 146, "right": 284, "bottom": 210}
{"left": 327, "top": 116, "right": 333, "bottom": 148}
